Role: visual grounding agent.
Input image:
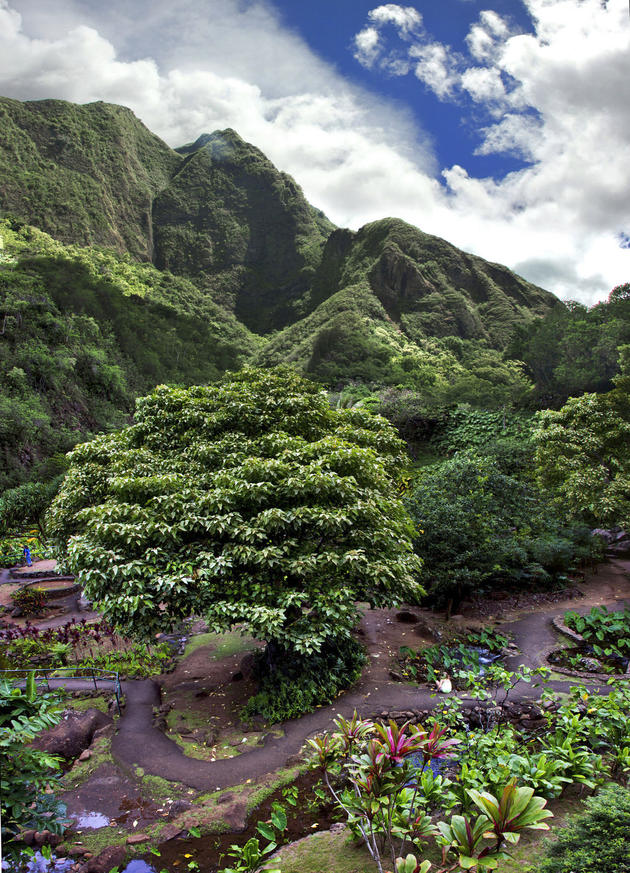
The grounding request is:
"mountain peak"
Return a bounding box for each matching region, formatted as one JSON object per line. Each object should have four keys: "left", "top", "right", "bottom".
{"left": 175, "top": 128, "right": 250, "bottom": 158}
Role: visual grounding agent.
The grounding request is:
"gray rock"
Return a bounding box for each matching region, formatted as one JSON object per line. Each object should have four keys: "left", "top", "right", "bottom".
{"left": 395, "top": 611, "right": 418, "bottom": 624}
{"left": 81, "top": 846, "right": 127, "bottom": 873}
{"left": 126, "top": 834, "right": 150, "bottom": 845}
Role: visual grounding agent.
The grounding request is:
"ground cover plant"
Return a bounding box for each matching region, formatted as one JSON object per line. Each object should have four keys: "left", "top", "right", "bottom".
{"left": 550, "top": 605, "right": 630, "bottom": 674}
{"left": 538, "top": 782, "right": 630, "bottom": 873}
{"left": 0, "top": 674, "right": 68, "bottom": 861}
{"left": 307, "top": 665, "right": 630, "bottom": 873}
{"left": 49, "top": 367, "right": 423, "bottom": 717}
{"left": 398, "top": 627, "right": 510, "bottom": 686}
{"left": 308, "top": 710, "right": 552, "bottom": 873}
{"left": 0, "top": 618, "right": 172, "bottom": 677}
{"left": 404, "top": 450, "right": 596, "bottom": 610}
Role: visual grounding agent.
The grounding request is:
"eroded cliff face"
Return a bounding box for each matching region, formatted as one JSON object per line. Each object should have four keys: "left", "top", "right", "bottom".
{"left": 0, "top": 97, "right": 180, "bottom": 259}
{"left": 308, "top": 218, "right": 556, "bottom": 349}
{"left": 0, "top": 95, "right": 556, "bottom": 350}
{"left": 153, "top": 128, "right": 335, "bottom": 332}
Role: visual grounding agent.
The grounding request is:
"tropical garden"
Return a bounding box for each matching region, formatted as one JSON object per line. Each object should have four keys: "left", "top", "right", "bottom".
{"left": 0, "top": 357, "right": 629, "bottom": 873}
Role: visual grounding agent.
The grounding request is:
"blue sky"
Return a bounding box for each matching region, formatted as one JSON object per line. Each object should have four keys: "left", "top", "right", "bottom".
{"left": 274, "top": 0, "right": 534, "bottom": 177}
{"left": 1, "top": 0, "right": 629, "bottom": 304}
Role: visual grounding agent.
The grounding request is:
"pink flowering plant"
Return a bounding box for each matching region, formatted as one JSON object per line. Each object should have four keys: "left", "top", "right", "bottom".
{"left": 309, "top": 712, "right": 553, "bottom": 873}
{"left": 308, "top": 711, "right": 459, "bottom": 873}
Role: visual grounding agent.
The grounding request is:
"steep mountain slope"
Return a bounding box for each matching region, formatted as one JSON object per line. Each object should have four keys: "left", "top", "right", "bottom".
{"left": 0, "top": 99, "right": 335, "bottom": 333}
{"left": 0, "top": 97, "right": 179, "bottom": 259}
{"left": 154, "top": 130, "right": 335, "bottom": 332}
{"left": 310, "top": 219, "right": 555, "bottom": 349}
{"left": 0, "top": 97, "right": 555, "bottom": 346}
{"left": 0, "top": 95, "right": 565, "bottom": 488}
{"left": 0, "top": 218, "right": 257, "bottom": 489}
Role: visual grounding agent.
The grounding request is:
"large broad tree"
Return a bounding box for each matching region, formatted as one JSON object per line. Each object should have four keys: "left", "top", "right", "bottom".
{"left": 534, "top": 355, "right": 630, "bottom": 529}
{"left": 49, "top": 368, "right": 423, "bottom": 655}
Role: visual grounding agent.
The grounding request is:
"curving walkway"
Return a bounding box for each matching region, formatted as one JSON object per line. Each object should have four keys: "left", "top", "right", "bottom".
{"left": 37, "top": 580, "right": 629, "bottom": 793}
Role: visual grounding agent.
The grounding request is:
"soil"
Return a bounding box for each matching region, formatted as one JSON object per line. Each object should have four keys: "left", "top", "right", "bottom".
{"left": 149, "top": 767, "right": 336, "bottom": 873}
{"left": 6, "top": 557, "right": 630, "bottom": 872}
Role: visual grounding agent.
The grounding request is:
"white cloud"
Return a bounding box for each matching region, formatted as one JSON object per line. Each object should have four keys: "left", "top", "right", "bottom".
{"left": 354, "top": 3, "right": 423, "bottom": 72}
{"left": 0, "top": 0, "right": 629, "bottom": 307}
{"left": 351, "top": 0, "right": 630, "bottom": 305}
{"left": 367, "top": 3, "right": 423, "bottom": 35}
{"left": 409, "top": 41, "right": 462, "bottom": 99}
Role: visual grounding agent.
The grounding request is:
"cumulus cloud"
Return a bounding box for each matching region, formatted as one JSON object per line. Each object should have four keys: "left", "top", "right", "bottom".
{"left": 351, "top": 0, "right": 630, "bottom": 304}
{"left": 353, "top": 3, "right": 423, "bottom": 73}
{"left": 0, "top": 0, "right": 629, "bottom": 305}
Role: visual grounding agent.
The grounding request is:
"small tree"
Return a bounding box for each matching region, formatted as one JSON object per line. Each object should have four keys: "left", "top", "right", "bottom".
{"left": 0, "top": 478, "right": 61, "bottom": 537}
{"left": 49, "top": 368, "right": 423, "bottom": 658}
{"left": 534, "top": 363, "right": 630, "bottom": 528}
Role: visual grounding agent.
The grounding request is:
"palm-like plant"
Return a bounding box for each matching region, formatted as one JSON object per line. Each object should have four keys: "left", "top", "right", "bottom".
{"left": 437, "top": 813, "right": 501, "bottom": 870}
{"left": 373, "top": 720, "right": 427, "bottom": 763}
{"left": 416, "top": 723, "right": 461, "bottom": 767}
{"left": 468, "top": 781, "right": 553, "bottom": 850}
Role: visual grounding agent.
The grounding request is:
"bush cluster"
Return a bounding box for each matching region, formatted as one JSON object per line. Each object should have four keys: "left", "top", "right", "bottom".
{"left": 539, "top": 782, "right": 630, "bottom": 873}
{"left": 242, "top": 637, "right": 366, "bottom": 723}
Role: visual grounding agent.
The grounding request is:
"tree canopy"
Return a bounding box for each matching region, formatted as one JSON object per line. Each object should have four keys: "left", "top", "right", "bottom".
{"left": 534, "top": 363, "right": 630, "bottom": 529}
{"left": 49, "top": 368, "right": 423, "bottom": 653}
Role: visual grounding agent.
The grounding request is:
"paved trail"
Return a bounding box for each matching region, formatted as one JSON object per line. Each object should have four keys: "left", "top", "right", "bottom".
{"left": 37, "top": 574, "right": 629, "bottom": 792}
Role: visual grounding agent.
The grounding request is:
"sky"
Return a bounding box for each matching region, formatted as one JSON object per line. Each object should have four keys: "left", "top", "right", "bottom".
{"left": 1, "top": 0, "right": 629, "bottom": 305}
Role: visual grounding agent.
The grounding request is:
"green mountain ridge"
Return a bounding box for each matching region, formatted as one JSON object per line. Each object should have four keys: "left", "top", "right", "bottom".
{"left": 0, "top": 96, "right": 562, "bottom": 486}
{"left": 0, "top": 96, "right": 555, "bottom": 343}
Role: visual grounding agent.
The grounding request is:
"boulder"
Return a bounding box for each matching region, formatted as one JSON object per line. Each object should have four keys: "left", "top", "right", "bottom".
{"left": 34, "top": 830, "right": 61, "bottom": 847}
{"left": 31, "top": 708, "right": 113, "bottom": 761}
{"left": 81, "top": 845, "right": 127, "bottom": 873}
{"left": 395, "top": 611, "right": 419, "bottom": 624}
{"left": 606, "top": 539, "right": 630, "bottom": 557}
{"left": 239, "top": 652, "right": 257, "bottom": 680}
{"left": 126, "top": 834, "right": 150, "bottom": 845}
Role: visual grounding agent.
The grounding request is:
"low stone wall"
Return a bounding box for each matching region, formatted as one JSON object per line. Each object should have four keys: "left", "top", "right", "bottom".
{"left": 24, "top": 579, "right": 81, "bottom": 601}
{"left": 550, "top": 615, "right": 630, "bottom": 681}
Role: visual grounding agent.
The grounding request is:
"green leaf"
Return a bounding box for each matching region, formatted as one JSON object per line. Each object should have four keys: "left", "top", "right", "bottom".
{"left": 256, "top": 822, "right": 276, "bottom": 842}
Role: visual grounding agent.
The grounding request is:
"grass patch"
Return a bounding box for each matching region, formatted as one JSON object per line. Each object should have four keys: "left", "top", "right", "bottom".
{"left": 66, "top": 694, "right": 110, "bottom": 714}
{"left": 245, "top": 765, "right": 304, "bottom": 815}
{"left": 168, "top": 729, "right": 269, "bottom": 761}
{"left": 63, "top": 825, "right": 128, "bottom": 856}
{"left": 183, "top": 630, "right": 257, "bottom": 660}
{"left": 63, "top": 737, "right": 113, "bottom": 788}
{"left": 276, "top": 829, "right": 378, "bottom": 873}
{"left": 132, "top": 766, "right": 190, "bottom": 801}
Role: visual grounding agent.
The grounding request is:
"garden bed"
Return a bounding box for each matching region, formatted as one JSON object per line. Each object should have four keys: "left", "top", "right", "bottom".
{"left": 23, "top": 578, "right": 81, "bottom": 600}
{"left": 548, "top": 606, "right": 630, "bottom": 678}
{"left": 143, "top": 767, "right": 335, "bottom": 873}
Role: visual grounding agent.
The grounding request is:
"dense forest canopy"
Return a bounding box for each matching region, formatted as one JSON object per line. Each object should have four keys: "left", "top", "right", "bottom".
{"left": 0, "top": 96, "right": 628, "bottom": 567}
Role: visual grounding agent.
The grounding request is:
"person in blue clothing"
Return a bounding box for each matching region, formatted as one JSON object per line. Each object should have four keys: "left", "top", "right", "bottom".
{"left": 23, "top": 545, "right": 32, "bottom": 567}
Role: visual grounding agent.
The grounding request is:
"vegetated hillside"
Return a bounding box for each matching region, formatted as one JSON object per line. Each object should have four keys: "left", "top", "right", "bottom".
{"left": 0, "top": 219, "right": 257, "bottom": 489}
{"left": 0, "top": 97, "right": 179, "bottom": 259}
{"left": 0, "top": 98, "right": 335, "bottom": 333}
{"left": 0, "top": 95, "right": 568, "bottom": 487}
{"left": 1, "top": 96, "right": 555, "bottom": 342}
{"left": 311, "top": 219, "right": 555, "bottom": 348}
{"left": 155, "top": 130, "right": 335, "bottom": 332}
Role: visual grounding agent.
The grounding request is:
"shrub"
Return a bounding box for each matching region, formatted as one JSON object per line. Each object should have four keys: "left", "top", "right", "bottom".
{"left": 242, "top": 637, "right": 366, "bottom": 723}
{"left": 12, "top": 585, "right": 47, "bottom": 616}
{"left": 539, "top": 782, "right": 630, "bottom": 873}
{"left": 404, "top": 452, "right": 598, "bottom": 607}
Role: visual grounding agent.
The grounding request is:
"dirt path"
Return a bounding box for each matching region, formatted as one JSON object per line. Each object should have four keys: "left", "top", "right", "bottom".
{"left": 13, "top": 559, "right": 630, "bottom": 793}
{"left": 35, "top": 561, "right": 628, "bottom": 793}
